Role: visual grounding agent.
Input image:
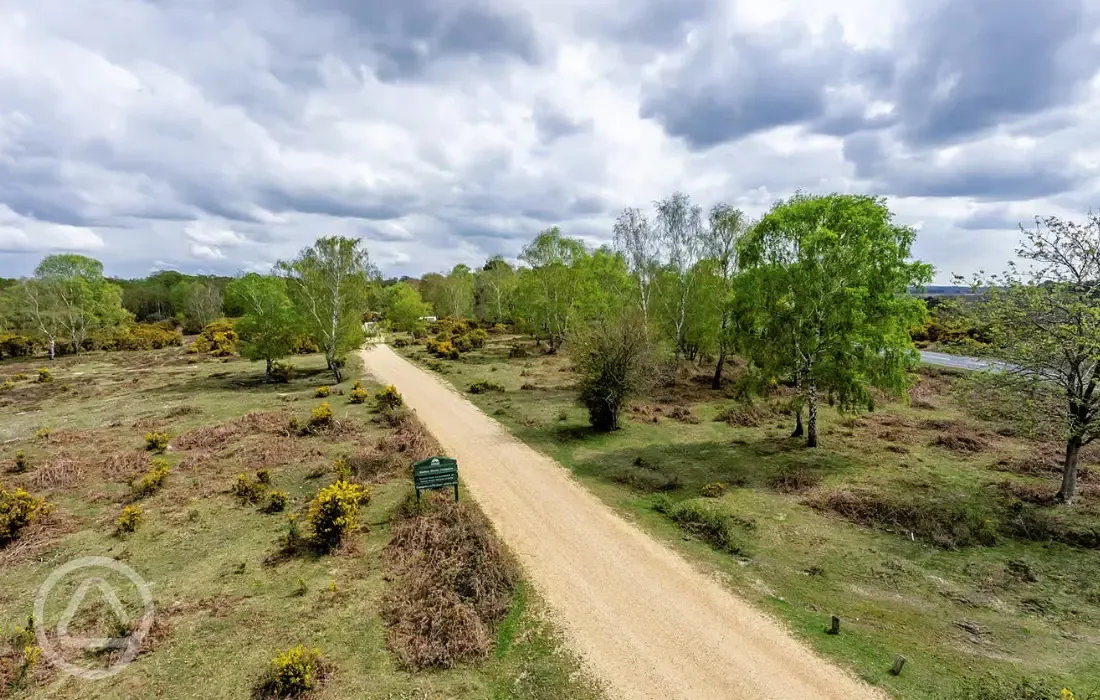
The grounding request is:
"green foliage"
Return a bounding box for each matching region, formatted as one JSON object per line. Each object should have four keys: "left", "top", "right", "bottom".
{"left": 12, "top": 451, "right": 28, "bottom": 474}
{"left": 227, "top": 274, "right": 302, "bottom": 381}
{"left": 36, "top": 368, "right": 52, "bottom": 383}
{"left": 468, "top": 380, "right": 505, "bottom": 394}
{"left": 426, "top": 338, "right": 459, "bottom": 359}
{"left": 256, "top": 645, "right": 328, "bottom": 698}
{"left": 144, "top": 431, "right": 170, "bottom": 452}
{"left": 307, "top": 480, "right": 370, "bottom": 552}
{"left": 571, "top": 313, "right": 651, "bottom": 431}
{"left": 663, "top": 498, "right": 753, "bottom": 555}
{"left": 0, "top": 487, "right": 52, "bottom": 547}
{"left": 277, "top": 236, "right": 375, "bottom": 383}
{"left": 953, "top": 675, "right": 1079, "bottom": 700}
{"left": 383, "top": 282, "right": 431, "bottom": 333}
{"left": 90, "top": 323, "right": 183, "bottom": 351}
{"left": 735, "top": 192, "right": 933, "bottom": 446}
{"left": 115, "top": 505, "right": 143, "bottom": 535}
{"left": 292, "top": 334, "right": 320, "bottom": 354}
{"left": 314, "top": 385, "right": 332, "bottom": 398}
{"left": 131, "top": 460, "right": 170, "bottom": 498}
{"left": 374, "top": 385, "right": 403, "bottom": 411}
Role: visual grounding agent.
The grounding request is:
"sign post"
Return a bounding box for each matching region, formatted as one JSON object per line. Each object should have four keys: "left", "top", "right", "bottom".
{"left": 412, "top": 456, "right": 459, "bottom": 504}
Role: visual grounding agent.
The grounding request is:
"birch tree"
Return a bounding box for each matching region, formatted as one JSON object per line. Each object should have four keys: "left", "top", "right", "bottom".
{"left": 613, "top": 207, "right": 661, "bottom": 329}
{"left": 22, "top": 255, "right": 129, "bottom": 355}
{"left": 737, "top": 193, "right": 932, "bottom": 447}
{"left": 703, "top": 204, "right": 748, "bottom": 388}
{"left": 277, "top": 237, "right": 374, "bottom": 383}
{"left": 654, "top": 193, "right": 705, "bottom": 361}
{"left": 514, "top": 227, "right": 588, "bottom": 352}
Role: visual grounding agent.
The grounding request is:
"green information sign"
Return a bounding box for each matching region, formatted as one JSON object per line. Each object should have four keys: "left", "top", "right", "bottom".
{"left": 413, "top": 456, "right": 459, "bottom": 503}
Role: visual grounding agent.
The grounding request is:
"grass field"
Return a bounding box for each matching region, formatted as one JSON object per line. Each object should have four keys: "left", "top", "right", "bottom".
{"left": 0, "top": 347, "right": 601, "bottom": 700}
{"left": 398, "top": 332, "right": 1100, "bottom": 700}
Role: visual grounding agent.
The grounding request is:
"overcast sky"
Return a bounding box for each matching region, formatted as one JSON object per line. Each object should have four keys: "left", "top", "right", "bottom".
{"left": 1, "top": 0, "right": 1098, "bottom": 283}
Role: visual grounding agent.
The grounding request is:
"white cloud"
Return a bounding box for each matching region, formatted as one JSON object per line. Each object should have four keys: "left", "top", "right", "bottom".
{"left": 0, "top": 205, "right": 106, "bottom": 253}
{"left": 188, "top": 243, "right": 226, "bottom": 260}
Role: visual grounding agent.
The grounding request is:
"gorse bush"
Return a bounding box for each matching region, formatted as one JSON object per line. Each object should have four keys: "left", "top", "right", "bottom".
{"left": 0, "top": 487, "right": 52, "bottom": 547}
{"left": 374, "top": 385, "right": 404, "bottom": 411}
{"left": 700, "top": 482, "right": 727, "bottom": 498}
{"left": 0, "top": 332, "right": 37, "bottom": 358}
{"left": 255, "top": 645, "right": 329, "bottom": 698}
{"left": 233, "top": 473, "right": 266, "bottom": 504}
{"left": 309, "top": 402, "right": 334, "bottom": 428}
{"left": 144, "top": 432, "right": 170, "bottom": 453}
{"left": 256, "top": 469, "right": 272, "bottom": 485}
{"left": 130, "top": 460, "right": 170, "bottom": 498}
{"left": 425, "top": 339, "right": 459, "bottom": 359}
{"left": 307, "top": 480, "right": 370, "bottom": 553}
{"left": 89, "top": 324, "right": 182, "bottom": 351}
{"left": 12, "top": 451, "right": 28, "bottom": 474}
{"left": 349, "top": 385, "right": 369, "bottom": 404}
{"left": 188, "top": 319, "right": 239, "bottom": 356}
{"left": 292, "top": 334, "right": 320, "bottom": 355}
{"left": 314, "top": 386, "right": 331, "bottom": 398}
{"left": 36, "top": 368, "right": 52, "bottom": 384}
{"left": 663, "top": 498, "right": 754, "bottom": 555}
{"left": 116, "top": 505, "right": 143, "bottom": 535}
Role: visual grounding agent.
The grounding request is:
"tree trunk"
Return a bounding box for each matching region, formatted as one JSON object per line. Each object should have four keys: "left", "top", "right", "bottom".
{"left": 806, "top": 382, "right": 818, "bottom": 448}
{"left": 791, "top": 410, "right": 804, "bottom": 438}
{"left": 327, "top": 354, "right": 342, "bottom": 384}
{"left": 711, "top": 349, "right": 725, "bottom": 390}
{"left": 265, "top": 358, "right": 272, "bottom": 384}
{"left": 1059, "top": 435, "right": 1082, "bottom": 504}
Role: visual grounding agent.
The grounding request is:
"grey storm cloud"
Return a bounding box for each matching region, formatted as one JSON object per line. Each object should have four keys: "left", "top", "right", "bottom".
{"left": 0, "top": 0, "right": 1098, "bottom": 283}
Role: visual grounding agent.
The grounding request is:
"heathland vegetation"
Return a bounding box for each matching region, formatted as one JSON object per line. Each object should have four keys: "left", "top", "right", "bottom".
{"left": 4, "top": 194, "right": 1100, "bottom": 698}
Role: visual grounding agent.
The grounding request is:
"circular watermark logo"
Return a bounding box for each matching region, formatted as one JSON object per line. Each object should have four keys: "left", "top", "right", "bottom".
{"left": 33, "top": 556, "right": 154, "bottom": 680}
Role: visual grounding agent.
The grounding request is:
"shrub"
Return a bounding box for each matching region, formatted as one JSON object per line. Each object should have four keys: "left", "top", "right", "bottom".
{"left": 953, "top": 675, "right": 1076, "bottom": 700}
{"left": 805, "top": 488, "right": 1000, "bottom": 548}
{"left": 426, "top": 360, "right": 445, "bottom": 372}
{"left": 768, "top": 467, "right": 823, "bottom": 494}
{"left": 269, "top": 361, "right": 295, "bottom": 383}
{"left": 467, "top": 328, "right": 488, "bottom": 349}
{"left": 309, "top": 402, "right": 334, "bottom": 429}
{"left": 262, "top": 490, "right": 289, "bottom": 514}
{"left": 116, "top": 505, "right": 143, "bottom": 535}
{"left": 571, "top": 313, "right": 651, "bottom": 431}
{"left": 256, "top": 469, "right": 272, "bottom": 485}
{"left": 609, "top": 468, "right": 682, "bottom": 493}
{"left": 508, "top": 344, "right": 530, "bottom": 358}
{"left": 36, "top": 368, "right": 52, "bottom": 384}
{"left": 131, "top": 460, "right": 170, "bottom": 498}
{"left": 92, "top": 324, "right": 183, "bottom": 351}
{"left": 375, "top": 385, "right": 404, "bottom": 411}
{"left": 144, "top": 432, "right": 170, "bottom": 453}
{"left": 700, "top": 482, "right": 727, "bottom": 498}
{"left": 314, "top": 386, "right": 332, "bottom": 398}
{"left": 0, "top": 333, "right": 37, "bottom": 358}
{"left": 255, "top": 645, "right": 330, "bottom": 698}
{"left": 467, "top": 380, "right": 505, "bottom": 394}
{"left": 0, "top": 379, "right": 14, "bottom": 393}
{"left": 307, "top": 480, "right": 370, "bottom": 552}
{"left": 452, "top": 334, "right": 473, "bottom": 353}
{"left": 12, "top": 451, "right": 28, "bottom": 474}
{"left": 349, "top": 387, "right": 371, "bottom": 405}
{"left": 34, "top": 427, "right": 49, "bottom": 440}
{"left": 292, "top": 334, "right": 320, "bottom": 354}
{"left": 0, "top": 487, "right": 52, "bottom": 546}
{"left": 714, "top": 403, "right": 773, "bottom": 427}
{"left": 391, "top": 336, "right": 410, "bottom": 348}
{"left": 334, "top": 456, "right": 353, "bottom": 481}
{"left": 233, "top": 473, "right": 266, "bottom": 504}
{"left": 12, "top": 373, "right": 29, "bottom": 381}
{"left": 426, "top": 339, "right": 459, "bottom": 359}
{"left": 665, "top": 498, "right": 753, "bottom": 555}
{"left": 191, "top": 319, "right": 239, "bottom": 356}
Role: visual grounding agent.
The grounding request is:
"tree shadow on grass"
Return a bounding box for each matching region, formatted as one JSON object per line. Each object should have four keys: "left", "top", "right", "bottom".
{"left": 145, "top": 365, "right": 332, "bottom": 398}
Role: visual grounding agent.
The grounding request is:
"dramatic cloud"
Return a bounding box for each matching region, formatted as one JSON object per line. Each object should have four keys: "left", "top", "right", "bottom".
{"left": 0, "top": 0, "right": 1098, "bottom": 282}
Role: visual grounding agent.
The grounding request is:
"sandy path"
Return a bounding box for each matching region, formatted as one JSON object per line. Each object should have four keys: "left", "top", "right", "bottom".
{"left": 361, "top": 344, "right": 885, "bottom": 700}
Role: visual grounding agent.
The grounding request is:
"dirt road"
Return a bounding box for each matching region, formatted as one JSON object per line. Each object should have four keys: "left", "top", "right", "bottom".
{"left": 361, "top": 344, "right": 884, "bottom": 700}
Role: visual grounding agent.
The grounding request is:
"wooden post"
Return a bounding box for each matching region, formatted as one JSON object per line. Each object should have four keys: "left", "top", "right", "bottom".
{"left": 827, "top": 616, "right": 840, "bottom": 635}
{"left": 889, "top": 656, "right": 906, "bottom": 676}
{"left": 453, "top": 483, "right": 459, "bottom": 502}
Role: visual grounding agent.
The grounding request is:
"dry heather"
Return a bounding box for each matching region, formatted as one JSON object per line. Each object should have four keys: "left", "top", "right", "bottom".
{"left": 174, "top": 411, "right": 294, "bottom": 450}
{"left": 382, "top": 496, "right": 519, "bottom": 670}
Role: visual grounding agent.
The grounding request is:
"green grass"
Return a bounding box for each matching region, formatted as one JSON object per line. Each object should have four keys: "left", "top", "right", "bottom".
{"left": 0, "top": 347, "right": 601, "bottom": 700}
{"left": 397, "top": 332, "right": 1100, "bottom": 699}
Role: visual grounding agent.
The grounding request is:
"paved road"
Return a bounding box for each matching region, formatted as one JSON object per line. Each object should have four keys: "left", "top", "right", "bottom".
{"left": 919, "top": 350, "right": 1005, "bottom": 371}
{"left": 361, "top": 343, "right": 884, "bottom": 700}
